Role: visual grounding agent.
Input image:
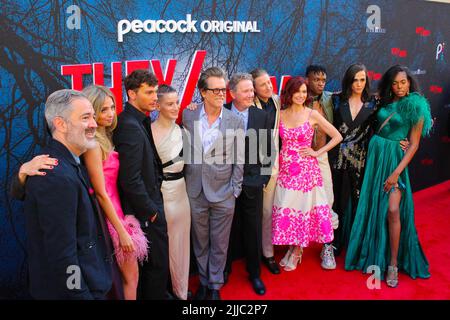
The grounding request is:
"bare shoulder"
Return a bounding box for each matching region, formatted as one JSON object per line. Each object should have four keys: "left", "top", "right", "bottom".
{"left": 84, "top": 142, "right": 101, "bottom": 156}
{"left": 279, "top": 109, "right": 287, "bottom": 122}
{"left": 308, "top": 109, "right": 324, "bottom": 126}
{"left": 83, "top": 143, "right": 103, "bottom": 165}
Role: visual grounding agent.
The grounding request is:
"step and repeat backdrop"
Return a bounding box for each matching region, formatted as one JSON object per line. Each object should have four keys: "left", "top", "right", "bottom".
{"left": 0, "top": 0, "right": 449, "bottom": 298}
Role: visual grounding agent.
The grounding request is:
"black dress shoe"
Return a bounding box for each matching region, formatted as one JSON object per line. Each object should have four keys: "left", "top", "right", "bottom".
{"left": 208, "top": 289, "right": 221, "bottom": 300}
{"left": 250, "top": 277, "right": 266, "bottom": 295}
{"left": 263, "top": 256, "right": 281, "bottom": 274}
{"left": 194, "top": 285, "right": 209, "bottom": 300}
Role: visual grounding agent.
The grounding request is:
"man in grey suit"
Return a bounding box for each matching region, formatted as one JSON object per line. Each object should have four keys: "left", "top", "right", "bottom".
{"left": 182, "top": 67, "right": 244, "bottom": 300}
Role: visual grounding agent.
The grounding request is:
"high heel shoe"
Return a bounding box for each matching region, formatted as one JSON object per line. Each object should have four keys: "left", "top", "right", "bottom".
{"left": 280, "top": 246, "right": 294, "bottom": 267}
{"left": 386, "top": 265, "right": 398, "bottom": 288}
{"left": 283, "top": 248, "right": 302, "bottom": 271}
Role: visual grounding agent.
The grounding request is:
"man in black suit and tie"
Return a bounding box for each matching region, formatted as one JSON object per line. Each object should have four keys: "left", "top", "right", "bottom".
{"left": 224, "top": 73, "right": 273, "bottom": 295}
{"left": 113, "top": 69, "right": 169, "bottom": 300}
{"left": 24, "top": 89, "right": 112, "bottom": 299}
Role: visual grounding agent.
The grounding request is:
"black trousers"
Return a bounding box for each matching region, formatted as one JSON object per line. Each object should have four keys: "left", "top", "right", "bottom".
{"left": 137, "top": 214, "right": 169, "bottom": 300}
{"left": 331, "top": 167, "right": 362, "bottom": 256}
{"left": 225, "top": 185, "right": 263, "bottom": 279}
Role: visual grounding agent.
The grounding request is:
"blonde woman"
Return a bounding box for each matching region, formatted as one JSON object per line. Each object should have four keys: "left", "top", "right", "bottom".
{"left": 82, "top": 85, "right": 148, "bottom": 299}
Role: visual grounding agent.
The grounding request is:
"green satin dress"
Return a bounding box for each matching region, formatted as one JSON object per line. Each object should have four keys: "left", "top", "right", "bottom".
{"left": 345, "top": 93, "right": 432, "bottom": 280}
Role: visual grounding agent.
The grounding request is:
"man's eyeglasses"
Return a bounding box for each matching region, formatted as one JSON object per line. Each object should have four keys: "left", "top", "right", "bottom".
{"left": 205, "top": 88, "right": 227, "bottom": 95}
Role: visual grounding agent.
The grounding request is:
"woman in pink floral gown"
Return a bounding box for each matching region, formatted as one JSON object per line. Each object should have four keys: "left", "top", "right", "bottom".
{"left": 272, "top": 77, "right": 342, "bottom": 271}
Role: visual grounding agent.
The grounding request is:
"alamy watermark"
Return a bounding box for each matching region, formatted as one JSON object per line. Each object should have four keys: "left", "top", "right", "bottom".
{"left": 366, "top": 5, "right": 386, "bottom": 34}
{"left": 66, "top": 5, "right": 81, "bottom": 30}
{"left": 180, "top": 123, "right": 276, "bottom": 176}
{"left": 66, "top": 265, "right": 81, "bottom": 290}
{"left": 366, "top": 265, "right": 381, "bottom": 290}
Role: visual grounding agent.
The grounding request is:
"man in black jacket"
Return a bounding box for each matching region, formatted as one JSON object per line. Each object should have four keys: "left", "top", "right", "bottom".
{"left": 113, "top": 69, "right": 169, "bottom": 300}
{"left": 224, "top": 73, "right": 273, "bottom": 295}
{"left": 24, "top": 89, "right": 112, "bottom": 299}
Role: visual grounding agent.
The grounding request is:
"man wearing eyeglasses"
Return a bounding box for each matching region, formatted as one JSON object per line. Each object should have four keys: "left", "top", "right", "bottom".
{"left": 182, "top": 67, "right": 244, "bottom": 300}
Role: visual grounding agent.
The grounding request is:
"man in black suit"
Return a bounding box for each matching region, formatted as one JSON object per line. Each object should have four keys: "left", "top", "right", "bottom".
{"left": 224, "top": 73, "right": 273, "bottom": 295}
{"left": 24, "top": 89, "right": 112, "bottom": 299}
{"left": 113, "top": 69, "right": 169, "bottom": 300}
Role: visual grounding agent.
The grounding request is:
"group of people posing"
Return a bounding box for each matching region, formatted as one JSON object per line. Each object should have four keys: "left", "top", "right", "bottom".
{"left": 11, "top": 62, "right": 432, "bottom": 300}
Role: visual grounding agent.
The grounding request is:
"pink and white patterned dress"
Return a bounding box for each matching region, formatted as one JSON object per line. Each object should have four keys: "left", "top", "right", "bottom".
{"left": 272, "top": 116, "right": 334, "bottom": 247}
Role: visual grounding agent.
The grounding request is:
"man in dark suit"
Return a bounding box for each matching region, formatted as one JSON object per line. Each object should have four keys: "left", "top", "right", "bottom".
{"left": 224, "top": 73, "right": 273, "bottom": 295}
{"left": 113, "top": 69, "right": 169, "bottom": 300}
{"left": 24, "top": 89, "right": 112, "bottom": 299}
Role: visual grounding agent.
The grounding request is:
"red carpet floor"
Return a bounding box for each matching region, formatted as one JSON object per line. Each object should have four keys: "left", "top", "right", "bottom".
{"left": 189, "top": 180, "right": 450, "bottom": 300}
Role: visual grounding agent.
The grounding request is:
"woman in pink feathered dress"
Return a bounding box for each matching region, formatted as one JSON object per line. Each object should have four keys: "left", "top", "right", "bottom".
{"left": 83, "top": 85, "right": 148, "bottom": 300}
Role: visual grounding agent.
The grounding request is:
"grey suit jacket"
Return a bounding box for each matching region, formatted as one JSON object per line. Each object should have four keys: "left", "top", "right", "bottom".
{"left": 182, "top": 104, "right": 245, "bottom": 203}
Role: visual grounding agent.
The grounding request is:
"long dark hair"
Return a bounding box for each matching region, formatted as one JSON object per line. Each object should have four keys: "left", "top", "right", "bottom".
{"left": 378, "top": 65, "right": 420, "bottom": 107}
{"left": 340, "top": 63, "right": 371, "bottom": 102}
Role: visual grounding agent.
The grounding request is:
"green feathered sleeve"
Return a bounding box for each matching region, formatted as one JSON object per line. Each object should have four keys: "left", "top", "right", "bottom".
{"left": 396, "top": 92, "right": 433, "bottom": 136}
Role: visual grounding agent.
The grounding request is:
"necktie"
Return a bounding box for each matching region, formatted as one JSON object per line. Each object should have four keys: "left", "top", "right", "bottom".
{"left": 237, "top": 111, "right": 247, "bottom": 132}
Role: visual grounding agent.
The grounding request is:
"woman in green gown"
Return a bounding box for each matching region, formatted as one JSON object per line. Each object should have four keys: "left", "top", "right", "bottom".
{"left": 345, "top": 65, "right": 432, "bottom": 287}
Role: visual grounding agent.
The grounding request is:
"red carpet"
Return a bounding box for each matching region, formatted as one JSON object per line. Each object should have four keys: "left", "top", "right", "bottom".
{"left": 189, "top": 180, "right": 450, "bottom": 299}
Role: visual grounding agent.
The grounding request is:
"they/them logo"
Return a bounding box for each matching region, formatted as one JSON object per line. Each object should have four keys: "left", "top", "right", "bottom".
{"left": 366, "top": 5, "right": 386, "bottom": 34}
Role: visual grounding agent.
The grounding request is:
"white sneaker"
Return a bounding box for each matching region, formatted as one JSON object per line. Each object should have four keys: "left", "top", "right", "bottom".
{"left": 320, "top": 244, "right": 336, "bottom": 270}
